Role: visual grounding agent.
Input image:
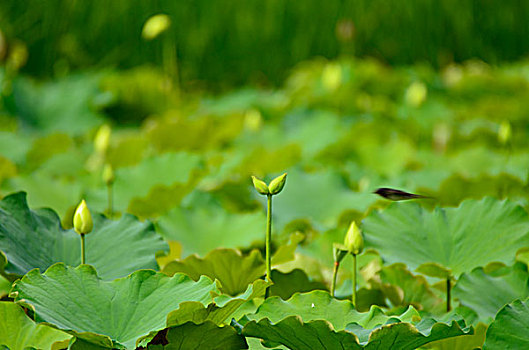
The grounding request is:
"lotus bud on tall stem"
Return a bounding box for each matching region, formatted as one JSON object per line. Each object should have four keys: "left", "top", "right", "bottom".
{"left": 73, "top": 199, "right": 93, "bottom": 265}
{"left": 344, "top": 221, "right": 364, "bottom": 308}
{"left": 251, "top": 173, "right": 287, "bottom": 298}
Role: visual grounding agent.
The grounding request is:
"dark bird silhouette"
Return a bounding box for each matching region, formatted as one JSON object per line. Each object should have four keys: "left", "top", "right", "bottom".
{"left": 373, "top": 187, "right": 431, "bottom": 201}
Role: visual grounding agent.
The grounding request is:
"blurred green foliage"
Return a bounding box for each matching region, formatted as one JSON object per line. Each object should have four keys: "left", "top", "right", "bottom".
{"left": 1, "top": 0, "right": 529, "bottom": 88}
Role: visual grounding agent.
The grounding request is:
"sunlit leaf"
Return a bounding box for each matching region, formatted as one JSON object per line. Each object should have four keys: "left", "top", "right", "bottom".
{"left": 363, "top": 197, "right": 529, "bottom": 278}
{"left": 10, "top": 264, "right": 219, "bottom": 349}
{"left": 0, "top": 192, "right": 168, "bottom": 281}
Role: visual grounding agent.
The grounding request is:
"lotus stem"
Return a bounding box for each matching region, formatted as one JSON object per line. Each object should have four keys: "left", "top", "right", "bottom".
{"left": 352, "top": 253, "right": 357, "bottom": 308}
{"left": 446, "top": 276, "right": 451, "bottom": 312}
{"left": 265, "top": 194, "right": 272, "bottom": 298}
{"left": 107, "top": 183, "right": 113, "bottom": 218}
{"left": 81, "top": 233, "right": 86, "bottom": 265}
{"left": 331, "top": 261, "right": 339, "bottom": 297}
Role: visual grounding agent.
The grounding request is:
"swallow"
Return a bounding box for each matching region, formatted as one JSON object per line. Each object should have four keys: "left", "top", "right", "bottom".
{"left": 373, "top": 187, "right": 431, "bottom": 201}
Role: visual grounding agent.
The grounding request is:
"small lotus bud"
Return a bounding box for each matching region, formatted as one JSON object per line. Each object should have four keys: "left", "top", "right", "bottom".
{"left": 498, "top": 120, "right": 512, "bottom": 145}
{"left": 142, "top": 14, "right": 171, "bottom": 40}
{"left": 333, "top": 243, "right": 348, "bottom": 264}
{"left": 322, "top": 63, "right": 342, "bottom": 92}
{"left": 252, "top": 176, "right": 269, "bottom": 195}
{"left": 73, "top": 200, "right": 93, "bottom": 235}
{"left": 94, "top": 124, "right": 111, "bottom": 155}
{"left": 268, "top": 173, "right": 287, "bottom": 195}
{"left": 405, "top": 81, "right": 427, "bottom": 107}
{"left": 102, "top": 164, "right": 115, "bottom": 185}
{"left": 344, "top": 221, "right": 364, "bottom": 255}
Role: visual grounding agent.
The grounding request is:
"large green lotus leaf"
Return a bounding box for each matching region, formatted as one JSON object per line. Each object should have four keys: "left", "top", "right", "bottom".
{"left": 10, "top": 74, "right": 105, "bottom": 134}
{"left": 243, "top": 317, "right": 361, "bottom": 350}
{"left": 10, "top": 264, "right": 219, "bottom": 349}
{"left": 0, "top": 192, "right": 168, "bottom": 281}
{"left": 112, "top": 152, "right": 203, "bottom": 213}
{"left": 156, "top": 204, "right": 265, "bottom": 258}
{"left": 245, "top": 290, "right": 412, "bottom": 331}
{"left": 162, "top": 249, "right": 265, "bottom": 296}
{"left": 373, "top": 263, "right": 444, "bottom": 314}
{"left": 362, "top": 197, "right": 529, "bottom": 277}
{"left": 283, "top": 110, "right": 347, "bottom": 160}
{"left": 0, "top": 301, "right": 72, "bottom": 349}
{"left": 483, "top": 298, "right": 529, "bottom": 349}
{"left": 453, "top": 262, "right": 529, "bottom": 323}
{"left": 148, "top": 322, "right": 248, "bottom": 349}
{"left": 269, "top": 169, "right": 376, "bottom": 230}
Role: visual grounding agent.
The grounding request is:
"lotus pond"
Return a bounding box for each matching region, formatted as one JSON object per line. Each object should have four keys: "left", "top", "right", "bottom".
{"left": 1, "top": 58, "right": 529, "bottom": 349}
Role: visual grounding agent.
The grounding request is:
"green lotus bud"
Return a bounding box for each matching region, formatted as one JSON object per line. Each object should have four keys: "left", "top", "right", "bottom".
{"left": 142, "top": 14, "right": 171, "bottom": 40}
{"left": 498, "top": 120, "right": 512, "bottom": 145}
{"left": 333, "top": 243, "right": 348, "bottom": 264}
{"left": 322, "top": 62, "right": 342, "bottom": 91}
{"left": 344, "top": 221, "right": 364, "bottom": 255}
{"left": 405, "top": 81, "right": 427, "bottom": 107}
{"left": 73, "top": 200, "right": 93, "bottom": 235}
{"left": 252, "top": 176, "right": 269, "bottom": 195}
{"left": 94, "top": 124, "right": 111, "bottom": 155}
{"left": 268, "top": 173, "right": 287, "bottom": 195}
{"left": 102, "top": 164, "right": 115, "bottom": 185}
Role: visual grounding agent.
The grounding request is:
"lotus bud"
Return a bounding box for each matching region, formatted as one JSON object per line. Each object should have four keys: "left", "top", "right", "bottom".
{"left": 102, "top": 164, "right": 115, "bottom": 185}
{"left": 333, "top": 243, "right": 348, "bottom": 264}
{"left": 73, "top": 200, "right": 93, "bottom": 235}
{"left": 94, "top": 124, "right": 111, "bottom": 155}
{"left": 268, "top": 173, "right": 287, "bottom": 195}
{"left": 498, "top": 120, "right": 512, "bottom": 145}
{"left": 344, "top": 221, "right": 364, "bottom": 255}
{"left": 142, "top": 14, "right": 171, "bottom": 40}
{"left": 405, "top": 81, "right": 427, "bottom": 107}
{"left": 251, "top": 176, "right": 269, "bottom": 195}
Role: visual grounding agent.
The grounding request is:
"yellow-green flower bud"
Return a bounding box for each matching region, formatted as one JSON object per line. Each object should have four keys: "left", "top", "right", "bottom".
{"left": 344, "top": 221, "right": 364, "bottom": 255}
{"left": 142, "top": 14, "right": 171, "bottom": 40}
{"left": 498, "top": 120, "right": 512, "bottom": 145}
{"left": 73, "top": 200, "right": 93, "bottom": 235}
{"left": 94, "top": 124, "right": 111, "bottom": 155}
{"left": 252, "top": 176, "right": 269, "bottom": 195}
{"left": 405, "top": 81, "right": 427, "bottom": 107}
{"left": 269, "top": 173, "right": 287, "bottom": 195}
{"left": 102, "top": 164, "right": 115, "bottom": 185}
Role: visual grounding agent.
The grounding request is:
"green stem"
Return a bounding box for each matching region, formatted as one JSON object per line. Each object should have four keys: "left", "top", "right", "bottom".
{"left": 265, "top": 194, "right": 272, "bottom": 298}
{"left": 107, "top": 183, "right": 113, "bottom": 218}
{"left": 446, "top": 277, "right": 451, "bottom": 312}
{"left": 331, "top": 261, "right": 339, "bottom": 297}
{"left": 352, "top": 253, "right": 357, "bottom": 308}
{"left": 81, "top": 233, "right": 86, "bottom": 265}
